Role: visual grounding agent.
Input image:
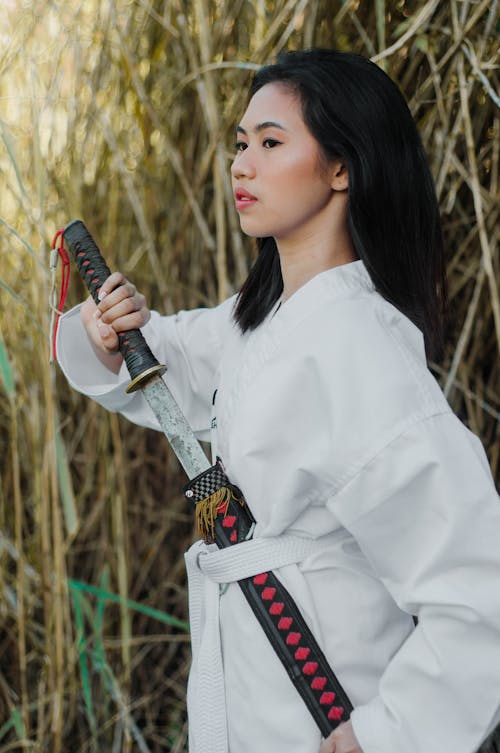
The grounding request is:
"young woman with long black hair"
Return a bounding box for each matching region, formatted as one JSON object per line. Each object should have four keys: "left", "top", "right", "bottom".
{"left": 58, "top": 49, "right": 500, "bottom": 753}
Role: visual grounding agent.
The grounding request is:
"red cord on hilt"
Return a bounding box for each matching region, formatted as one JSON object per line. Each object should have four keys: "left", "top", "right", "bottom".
{"left": 49, "top": 229, "right": 71, "bottom": 361}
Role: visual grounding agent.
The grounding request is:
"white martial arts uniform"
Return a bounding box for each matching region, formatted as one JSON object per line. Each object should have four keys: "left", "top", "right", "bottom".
{"left": 57, "top": 260, "right": 500, "bottom": 753}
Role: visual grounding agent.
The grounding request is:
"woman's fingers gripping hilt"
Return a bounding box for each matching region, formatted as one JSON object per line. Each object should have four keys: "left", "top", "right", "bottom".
{"left": 94, "top": 276, "right": 151, "bottom": 332}
{"left": 63, "top": 220, "right": 164, "bottom": 388}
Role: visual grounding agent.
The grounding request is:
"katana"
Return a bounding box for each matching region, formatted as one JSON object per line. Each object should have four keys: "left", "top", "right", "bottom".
{"left": 61, "top": 219, "right": 353, "bottom": 737}
{"left": 63, "top": 219, "right": 209, "bottom": 480}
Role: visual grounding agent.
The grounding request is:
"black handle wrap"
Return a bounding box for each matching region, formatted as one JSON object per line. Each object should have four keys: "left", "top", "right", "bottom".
{"left": 63, "top": 220, "right": 164, "bottom": 386}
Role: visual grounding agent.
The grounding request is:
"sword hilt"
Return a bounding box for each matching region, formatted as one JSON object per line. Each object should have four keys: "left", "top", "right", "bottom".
{"left": 63, "top": 219, "right": 166, "bottom": 393}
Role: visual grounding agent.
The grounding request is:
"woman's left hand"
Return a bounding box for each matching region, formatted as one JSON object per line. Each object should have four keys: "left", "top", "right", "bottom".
{"left": 319, "top": 720, "right": 363, "bottom": 753}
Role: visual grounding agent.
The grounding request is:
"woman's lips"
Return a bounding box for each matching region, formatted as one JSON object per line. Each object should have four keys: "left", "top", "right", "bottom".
{"left": 234, "top": 188, "right": 257, "bottom": 211}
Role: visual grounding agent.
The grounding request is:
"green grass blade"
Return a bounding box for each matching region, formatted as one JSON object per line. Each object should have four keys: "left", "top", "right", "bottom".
{"left": 96, "top": 566, "right": 110, "bottom": 633}
{"left": 68, "top": 578, "right": 189, "bottom": 631}
{"left": 69, "top": 587, "right": 97, "bottom": 735}
{"left": 92, "top": 567, "right": 109, "bottom": 674}
{"left": 0, "top": 707, "right": 24, "bottom": 741}
{"left": 0, "top": 334, "right": 14, "bottom": 398}
{"left": 11, "top": 708, "right": 24, "bottom": 737}
{"left": 69, "top": 574, "right": 154, "bottom": 752}
{"left": 0, "top": 715, "right": 15, "bottom": 741}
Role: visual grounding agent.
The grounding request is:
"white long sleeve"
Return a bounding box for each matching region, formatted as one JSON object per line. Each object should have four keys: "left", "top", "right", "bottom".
{"left": 329, "top": 413, "right": 500, "bottom": 753}
{"left": 56, "top": 295, "right": 237, "bottom": 441}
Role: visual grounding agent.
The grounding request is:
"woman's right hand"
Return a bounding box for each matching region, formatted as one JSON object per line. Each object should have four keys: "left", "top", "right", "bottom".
{"left": 80, "top": 271, "right": 151, "bottom": 370}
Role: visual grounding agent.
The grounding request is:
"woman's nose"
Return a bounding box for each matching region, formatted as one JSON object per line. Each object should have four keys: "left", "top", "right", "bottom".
{"left": 231, "top": 149, "right": 256, "bottom": 179}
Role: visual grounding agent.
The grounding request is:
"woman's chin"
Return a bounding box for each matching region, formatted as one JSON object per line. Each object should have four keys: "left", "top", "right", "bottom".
{"left": 238, "top": 219, "right": 269, "bottom": 239}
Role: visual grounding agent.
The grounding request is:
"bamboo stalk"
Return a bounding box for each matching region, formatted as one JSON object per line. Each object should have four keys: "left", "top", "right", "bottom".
{"left": 444, "top": 265, "right": 486, "bottom": 398}
{"left": 11, "top": 397, "right": 29, "bottom": 745}
{"left": 375, "top": 0, "right": 386, "bottom": 61}
{"left": 408, "top": 0, "right": 493, "bottom": 108}
{"left": 109, "top": 413, "right": 132, "bottom": 753}
{"left": 457, "top": 51, "right": 500, "bottom": 351}
{"left": 46, "top": 385, "right": 64, "bottom": 753}
{"left": 193, "top": 0, "right": 228, "bottom": 301}
{"left": 371, "top": 0, "right": 439, "bottom": 63}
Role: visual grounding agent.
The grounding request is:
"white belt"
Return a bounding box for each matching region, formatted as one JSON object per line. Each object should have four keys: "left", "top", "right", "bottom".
{"left": 184, "top": 534, "right": 331, "bottom": 753}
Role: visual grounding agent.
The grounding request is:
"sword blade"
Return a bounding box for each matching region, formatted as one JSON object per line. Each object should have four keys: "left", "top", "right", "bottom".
{"left": 141, "top": 374, "right": 211, "bottom": 479}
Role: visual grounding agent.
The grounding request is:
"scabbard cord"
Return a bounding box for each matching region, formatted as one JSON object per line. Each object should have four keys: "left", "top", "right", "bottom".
{"left": 49, "top": 229, "right": 70, "bottom": 362}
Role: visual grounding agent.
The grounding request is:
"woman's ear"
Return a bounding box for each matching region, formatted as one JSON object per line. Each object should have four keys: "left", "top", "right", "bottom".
{"left": 330, "top": 159, "right": 349, "bottom": 191}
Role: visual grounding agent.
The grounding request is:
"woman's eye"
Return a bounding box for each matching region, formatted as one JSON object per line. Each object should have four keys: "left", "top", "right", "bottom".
{"left": 263, "top": 138, "right": 281, "bottom": 148}
{"left": 234, "top": 141, "right": 247, "bottom": 152}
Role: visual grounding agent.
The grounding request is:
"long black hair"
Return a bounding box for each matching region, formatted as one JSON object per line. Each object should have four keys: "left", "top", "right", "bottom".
{"left": 233, "top": 48, "right": 446, "bottom": 361}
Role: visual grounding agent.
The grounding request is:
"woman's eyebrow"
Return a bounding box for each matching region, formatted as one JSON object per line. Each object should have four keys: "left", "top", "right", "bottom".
{"left": 236, "top": 121, "right": 288, "bottom": 134}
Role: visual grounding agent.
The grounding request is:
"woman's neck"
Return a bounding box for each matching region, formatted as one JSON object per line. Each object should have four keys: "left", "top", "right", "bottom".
{"left": 277, "top": 222, "right": 357, "bottom": 303}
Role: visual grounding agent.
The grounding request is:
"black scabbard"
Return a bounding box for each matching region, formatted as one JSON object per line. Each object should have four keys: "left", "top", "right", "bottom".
{"left": 184, "top": 462, "right": 353, "bottom": 738}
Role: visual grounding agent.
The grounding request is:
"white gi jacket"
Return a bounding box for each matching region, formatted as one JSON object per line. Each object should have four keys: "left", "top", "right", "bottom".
{"left": 57, "top": 260, "right": 500, "bottom": 753}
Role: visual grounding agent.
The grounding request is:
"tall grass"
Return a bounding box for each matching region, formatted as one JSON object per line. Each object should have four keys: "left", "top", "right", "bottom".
{"left": 0, "top": 1, "right": 498, "bottom": 751}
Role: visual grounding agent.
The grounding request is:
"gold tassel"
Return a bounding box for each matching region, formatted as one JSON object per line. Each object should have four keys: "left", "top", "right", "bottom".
{"left": 195, "top": 486, "right": 243, "bottom": 542}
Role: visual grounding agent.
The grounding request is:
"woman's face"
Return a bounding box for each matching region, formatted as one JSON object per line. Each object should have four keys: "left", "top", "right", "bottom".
{"left": 231, "top": 82, "right": 337, "bottom": 243}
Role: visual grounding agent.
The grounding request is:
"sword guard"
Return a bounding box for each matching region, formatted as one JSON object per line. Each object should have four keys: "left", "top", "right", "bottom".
{"left": 125, "top": 364, "right": 167, "bottom": 393}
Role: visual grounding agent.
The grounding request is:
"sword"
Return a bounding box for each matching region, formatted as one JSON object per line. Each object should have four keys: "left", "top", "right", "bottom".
{"left": 61, "top": 219, "right": 352, "bottom": 737}
{"left": 63, "top": 220, "right": 210, "bottom": 480}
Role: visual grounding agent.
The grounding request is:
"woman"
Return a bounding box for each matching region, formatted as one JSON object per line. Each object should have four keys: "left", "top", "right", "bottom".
{"left": 57, "top": 49, "right": 500, "bottom": 753}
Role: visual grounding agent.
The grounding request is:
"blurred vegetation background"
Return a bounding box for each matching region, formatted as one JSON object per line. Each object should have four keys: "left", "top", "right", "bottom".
{"left": 0, "top": 0, "right": 498, "bottom": 751}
